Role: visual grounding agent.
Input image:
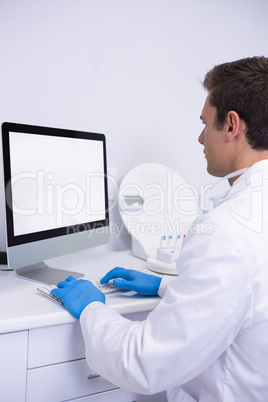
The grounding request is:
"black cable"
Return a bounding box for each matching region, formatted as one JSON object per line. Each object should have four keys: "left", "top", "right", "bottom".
{"left": 0, "top": 251, "right": 8, "bottom": 265}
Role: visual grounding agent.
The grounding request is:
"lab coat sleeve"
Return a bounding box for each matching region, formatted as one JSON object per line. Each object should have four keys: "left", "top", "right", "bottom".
{"left": 80, "top": 223, "right": 252, "bottom": 395}
{"left": 158, "top": 274, "right": 175, "bottom": 297}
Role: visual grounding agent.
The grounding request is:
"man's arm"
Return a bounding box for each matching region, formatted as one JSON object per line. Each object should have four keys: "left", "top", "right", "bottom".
{"left": 79, "top": 225, "right": 251, "bottom": 394}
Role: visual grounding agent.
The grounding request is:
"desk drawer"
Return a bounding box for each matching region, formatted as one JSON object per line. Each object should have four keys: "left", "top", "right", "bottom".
{"left": 28, "top": 312, "right": 149, "bottom": 368}
{"left": 28, "top": 322, "right": 84, "bottom": 368}
{"left": 76, "top": 388, "right": 168, "bottom": 401}
{"left": 0, "top": 331, "right": 28, "bottom": 402}
{"left": 26, "top": 358, "right": 117, "bottom": 402}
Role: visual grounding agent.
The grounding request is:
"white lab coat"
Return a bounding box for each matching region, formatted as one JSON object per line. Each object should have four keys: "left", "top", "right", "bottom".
{"left": 80, "top": 160, "right": 268, "bottom": 401}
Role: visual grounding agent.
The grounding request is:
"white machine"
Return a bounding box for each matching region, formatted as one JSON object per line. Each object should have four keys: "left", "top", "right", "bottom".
{"left": 118, "top": 163, "right": 197, "bottom": 275}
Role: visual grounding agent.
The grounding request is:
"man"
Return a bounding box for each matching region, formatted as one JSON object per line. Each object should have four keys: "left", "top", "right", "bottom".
{"left": 52, "top": 56, "right": 268, "bottom": 401}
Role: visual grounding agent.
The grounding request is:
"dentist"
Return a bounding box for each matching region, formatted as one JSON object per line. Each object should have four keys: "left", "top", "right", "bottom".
{"left": 52, "top": 56, "right": 268, "bottom": 401}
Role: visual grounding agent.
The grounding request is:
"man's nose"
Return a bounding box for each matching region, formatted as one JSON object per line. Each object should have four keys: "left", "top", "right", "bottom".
{"left": 198, "top": 129, "right": 204, "bottom": 145}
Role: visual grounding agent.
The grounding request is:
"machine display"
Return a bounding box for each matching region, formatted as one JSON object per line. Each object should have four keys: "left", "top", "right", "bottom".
{"left": 2, "top": 122, "right": 109, "bottom": 284}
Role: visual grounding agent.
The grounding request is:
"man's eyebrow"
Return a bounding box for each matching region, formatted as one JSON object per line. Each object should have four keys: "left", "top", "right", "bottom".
{"left": 200, "top": 115, "right": 204, "bottom": 121}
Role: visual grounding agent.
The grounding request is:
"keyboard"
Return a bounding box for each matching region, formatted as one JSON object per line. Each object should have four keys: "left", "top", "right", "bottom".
{"left": 37, "top": 277, "right": 122, "bottom": 304}
{"left": 37, "top": 268, "right": 163, "bottom": 304}
{"left": 37, "top": 285, "right": 64, "bottom": 304}
{"left": 88, "top": 276, "right": 122, "bottom": 294}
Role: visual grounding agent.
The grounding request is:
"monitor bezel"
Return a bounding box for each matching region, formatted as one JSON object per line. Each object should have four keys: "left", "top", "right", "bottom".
{"left": 2, "top": 122, "right": 109, "bottom": 248}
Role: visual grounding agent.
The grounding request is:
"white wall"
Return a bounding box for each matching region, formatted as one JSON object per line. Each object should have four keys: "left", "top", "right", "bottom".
{"left": 1, "top": 0, "right": 268, "bottom": 251}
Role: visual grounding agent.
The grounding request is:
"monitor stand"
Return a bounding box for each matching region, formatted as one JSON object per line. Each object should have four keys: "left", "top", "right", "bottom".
{"left": 15, "top": 262, "right": 84, "bottom": 285}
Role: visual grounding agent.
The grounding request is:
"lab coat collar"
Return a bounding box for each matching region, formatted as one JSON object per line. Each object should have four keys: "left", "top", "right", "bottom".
{"left": 200, "top": 159, "right": 268, "bottom": 213}
{"left": 231, "top": 159, "right": 268, "bottom": 190}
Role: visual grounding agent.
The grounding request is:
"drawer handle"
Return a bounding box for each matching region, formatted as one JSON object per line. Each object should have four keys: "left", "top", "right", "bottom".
{"left": 88, "top": 372, "right": 100, "bottom": 379}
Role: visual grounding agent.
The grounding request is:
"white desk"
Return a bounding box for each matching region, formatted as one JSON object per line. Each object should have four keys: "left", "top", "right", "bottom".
{"left": 0, "top": 249, "right": 167, "bottom": 402}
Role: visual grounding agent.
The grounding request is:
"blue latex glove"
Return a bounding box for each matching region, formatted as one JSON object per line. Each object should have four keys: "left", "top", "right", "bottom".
{"left": 51, "top": 276, "right": 105, "bottom": 319}
{"left": 100, "top": 267, "right": 162, "bottom": 296}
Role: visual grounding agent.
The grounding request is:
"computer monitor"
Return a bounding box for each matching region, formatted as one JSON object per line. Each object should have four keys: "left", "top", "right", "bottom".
{"left": 1, "top": 122, "right": 109, "bottom": 284}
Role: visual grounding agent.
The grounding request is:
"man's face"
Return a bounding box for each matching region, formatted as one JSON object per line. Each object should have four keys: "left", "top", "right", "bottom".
{"left": 199, "top": 95, "right": 230, "bottom": 177}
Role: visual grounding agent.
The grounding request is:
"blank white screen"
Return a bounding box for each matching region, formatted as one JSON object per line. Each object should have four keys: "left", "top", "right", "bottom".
{"left": 9, "top": 132, "right": 105, "bottom": 236}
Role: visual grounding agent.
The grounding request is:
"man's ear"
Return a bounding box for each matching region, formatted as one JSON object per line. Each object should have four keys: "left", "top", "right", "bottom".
{"left": 226, "top": 110, "right": 244, "bottom": 142}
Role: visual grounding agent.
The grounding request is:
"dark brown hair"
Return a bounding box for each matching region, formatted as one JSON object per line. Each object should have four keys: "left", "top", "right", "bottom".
{"left": 203, "top": 56, "right": 268, "bottom": 149}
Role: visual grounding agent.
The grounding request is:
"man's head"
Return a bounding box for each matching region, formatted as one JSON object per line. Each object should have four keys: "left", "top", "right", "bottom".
{"left": 203, "top": 56, "right": 268, "bottom": 150}
{"left": 199, "top": 56, "right": 268, "bottom": 183}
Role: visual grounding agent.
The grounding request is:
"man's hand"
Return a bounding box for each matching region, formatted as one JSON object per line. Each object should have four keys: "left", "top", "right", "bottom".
{"left": 101, "top": 267, "right": 162, "bottom": 296}
{"left": 51, "top": 276, "right": 105, "bottom": 319}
